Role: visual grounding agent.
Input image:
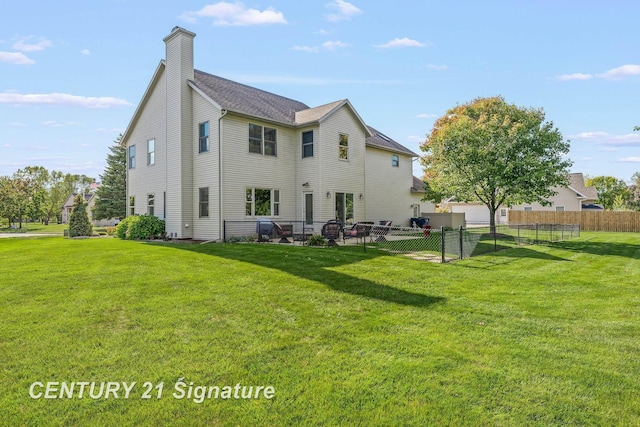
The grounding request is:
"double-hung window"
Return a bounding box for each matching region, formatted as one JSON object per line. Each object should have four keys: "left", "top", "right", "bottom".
{"left": 199, "top": 121, "right": 209, "bottom": 153}
{"left": 392, "top": 155, "right": 399, "bottom": 167}
{"left": 199, "top": 187, "right": 209, "bottom": 217}
{"left": 249, "top": 124, "right": 277, "bottom": 156}
{"left": 147, "top": 194, "right": 155, "bottom": 216}
{"left": 338, "top": 134, "right": 349, "bottom": 160}
{"left": 147, "top": 139, "right": 155, "bottom": 166}
{"left": 129, "top": 196, "right": 135, "bottom": 216}
{"left": 128, "top": 145, "right": 136, "bottom": 169}
{"left": 302, "top": 131, "right": 313, "bottom": 158}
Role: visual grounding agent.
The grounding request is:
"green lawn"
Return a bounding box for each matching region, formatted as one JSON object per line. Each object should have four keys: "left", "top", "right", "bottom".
{"left": 1, "top": 233, "right": 639, "bottom": 426}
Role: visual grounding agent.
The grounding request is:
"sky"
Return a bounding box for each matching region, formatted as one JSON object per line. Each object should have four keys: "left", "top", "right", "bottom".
{"left": 1, "top": 0, "right": 639, "bottom": 183}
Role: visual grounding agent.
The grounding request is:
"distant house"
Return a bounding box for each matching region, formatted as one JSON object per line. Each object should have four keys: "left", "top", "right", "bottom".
{"left": 445, "top": 173, "right": 599, "bottom": 225}
{"left": 122, "top": 27, "right": 430, "bottom": 240}
{"left": 61, "top": 193, "right": 118, "bottom": 227}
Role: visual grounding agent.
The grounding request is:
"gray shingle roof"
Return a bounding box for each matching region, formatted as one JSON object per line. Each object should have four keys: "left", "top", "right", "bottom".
{"left": 411, "top": 176, "right": 425, "bottom": 192}
{"left": 569, "top": 173, "right": 598, "bottom": 200}
{"left": 193, "top": 69, "right": 309, "bottom": 125}
{"left": 366, "top": 125, "right": 418, "bottom": 156}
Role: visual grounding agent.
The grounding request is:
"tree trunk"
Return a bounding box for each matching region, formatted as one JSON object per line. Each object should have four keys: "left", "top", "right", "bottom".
{"left": 488, "top": 206, "right": 497, "bottom": 236}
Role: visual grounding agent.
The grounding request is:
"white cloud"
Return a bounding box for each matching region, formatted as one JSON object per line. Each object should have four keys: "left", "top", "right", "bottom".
{"left": 9, "top": 122, "right": 27, "bottom": 127}
{"left": 326, "top": 0, "right": 362, "bottom": 22}
{"left": 374, "top": 37, "right": 428, "bottom": 49}
{"left": 555, "top": 73, "right": 593, "bottom": 81}
{"left": 618, "top": 157, "right": 640, "bottom": 162}
{"left": 180, "top": 2, "right": 287, "bottom": 26}
{"left": 407, "top": 135, "right": 425, "bottom": 143}
{"left": 415, "top": 113, "right": 438, "bottom": 119}
{"left": 81, "top": 49, "right": 90, "bottom": 55}
{"left": 597, "top": 64, "right": 640, "bottom": 80}
{"left": 427, "top": 64, "right": 447, "bottom": 71}
{"left": 292, "top": 45, "right": 319, "bottom": 53}
{"left": 570, "top": 131, "right": 640, "bottom": 146}
{"left": 42, "top": 120, "right": 81, "bottom": 127}
{"left": 556, "top": 64, "right": 640, "bottom": 81}
{"left": 12, "top": 37, "right": 52, "bottom": 52}
{"left": 0, "top": 51, "right": 34, "bottom": 65}
{"left": 322, "top": 40, "right": 350, "bottom": 50}
{"left": 0, "top": 92, "right": 132, "bottom": 108}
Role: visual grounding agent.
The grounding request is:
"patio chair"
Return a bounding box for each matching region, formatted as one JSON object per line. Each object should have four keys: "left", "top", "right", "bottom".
{"left": 321, "top": 220, "right": 342, "bottom": 247}
{"left": 273, "top": 222, "right": 293, "bottom": 244}
{"left": 343, "top": 221, "right": 374, "bottom": 244}
{"left": 375, "top": 220, "right": 392, "bottom": 242}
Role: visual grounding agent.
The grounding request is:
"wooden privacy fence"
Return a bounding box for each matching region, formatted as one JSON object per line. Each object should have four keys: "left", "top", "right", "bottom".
{"left": 509, "top": 210, "right": 640, "bottom": 232}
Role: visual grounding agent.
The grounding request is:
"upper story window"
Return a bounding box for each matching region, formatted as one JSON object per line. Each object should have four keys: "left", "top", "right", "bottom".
{"left": 556, "top": 206, "right": 565, "bottom": 212}
{"left": 199, "top": 121, "right": 209, "bottom": 153}
{"left": 128, "top": 145, "right": 136, "bottom": 169}
{"left": 338, "top": 133, "right": 349, "bottom": 160}
{"left": 249, "top": 124, "right": 277, "bottom": 156}
{"left": 147, "top": 139, "right": 155, "bottom": 166}
{"left": 392, "top": 155, "right": 399, "bottom": 167}
{"left": 302, "top": 131, "right": 314, "bottom": 158}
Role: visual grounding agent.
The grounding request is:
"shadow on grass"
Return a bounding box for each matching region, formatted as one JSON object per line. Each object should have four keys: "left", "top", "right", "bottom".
{"left": 458, "top": 246, "right": 571, "bottom": 270}
{"left": 156, "top": 243, "right": 445, "bottom": 308}
{"left": 550, "top": 239, "right": 640, "bottom": 260}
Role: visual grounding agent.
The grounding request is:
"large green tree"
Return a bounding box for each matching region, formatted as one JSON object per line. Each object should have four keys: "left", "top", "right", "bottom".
{"left": 585, "top": 175, "right": 631, "bottom": 210}
{"left": 93, "top": 134, "right": 126, "bottom": 220}
{"left": 421, "top": 96, "right": 572, "bottom": 229}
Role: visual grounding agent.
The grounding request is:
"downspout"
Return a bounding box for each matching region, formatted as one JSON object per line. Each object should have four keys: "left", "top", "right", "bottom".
{"left": 218, "top": 108, "right": 228, "bottom": 241}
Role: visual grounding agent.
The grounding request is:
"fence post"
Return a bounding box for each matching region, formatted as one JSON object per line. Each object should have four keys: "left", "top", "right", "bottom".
{"left": 441, "top": 226, "right": 445, "bottom": 263}
{"left": 223, "top": 220, "right": 226, "bottom": 242}
{"left": 535, "top": 223, "right": 539, "bottom": 244}
{"left": 517, "top": 225, "right": 521, "bottom": 246}
{"left": 459, "top": 225, "right": 464, "bottom": 260}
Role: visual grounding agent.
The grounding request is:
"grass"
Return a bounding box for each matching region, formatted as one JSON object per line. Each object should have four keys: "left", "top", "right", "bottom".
{"left": 0, "top": 222, "right": 67, "bottom": 234}
{"left": 1, "top": 232, "right": 639, "bottom": 426}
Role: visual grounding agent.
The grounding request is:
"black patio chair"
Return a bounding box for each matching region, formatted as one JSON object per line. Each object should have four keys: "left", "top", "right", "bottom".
{"left": 321, "top": 220, "right": 342, "bottom": 246}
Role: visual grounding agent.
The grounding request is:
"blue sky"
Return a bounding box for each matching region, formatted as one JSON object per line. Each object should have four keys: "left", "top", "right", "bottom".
{"left": 1, "top": 1, "right": 639, "bottom": 183}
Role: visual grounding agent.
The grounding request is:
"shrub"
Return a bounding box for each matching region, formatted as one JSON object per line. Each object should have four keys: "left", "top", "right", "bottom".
{"left": 68, "top": 195, "right": 93, "bottom": 237}
{"left": 306, "top": 234, "right": 327, "bottom": 247}
{"left": 117, "top": 214, "right": 165, "bottom": 240}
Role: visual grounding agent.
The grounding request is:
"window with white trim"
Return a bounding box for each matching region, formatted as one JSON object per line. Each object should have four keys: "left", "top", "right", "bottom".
{"left": 147, "top": 193, "right": 155, "bottom": 216}
{"left": 129, "top": 196, "right": 135, "bottom": 216}
{"left": 245, "top": 188, "right": 280, "bottom": 217}
{"left": 128, "top": 145, "right": 136, "bottom": 169}
{"left": 392, "top": 155, "right": 399, "bottom": 167}
{"left": 249, "top": 124, "right": 277, "bottom": 156}
{"left": 199, "top": 187, "right": 209, "bottom": 217}
{"left": 338, "top": 133, "right": 348, "bottom": 160}
{"left": 199, "top": 121, "right": 209, "bottom": 153}
{"left": 302, "top": 130, "right": 313, "bottom": 158}
{"left": 556, "top": 206, "right": 565, "bottom": 212}
{"left": 335, "top": 192, "right": 354, "bottom": 224}
{"left": 147, "top": 139, "right": 155, "bottom": 166}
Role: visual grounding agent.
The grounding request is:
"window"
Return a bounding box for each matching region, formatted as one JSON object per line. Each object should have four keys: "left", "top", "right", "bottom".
{"left": 524, "top": 207, "right": 533, "bottom": 212}
{"left": 500, "top": 208, "right": 507, "bottom": 217}
{"left": 412, "top": 204, "right": 420, "bottom": 218}
{"left": 249, "top": 124, "right": 277, "bottom": 156}
{"left": 392, "top": 155, "right": 399, "bottom": 167}
{"left": 556, "top": 206, "right": 565, "bottom": 212}
{"left": 129, "top": 196, "right": 135, "bottom": 216}
{"left": 335, "top": 192, "right": 354, "bottom": 224}
{"left": 147, "top": 194, "right": 155, "bottom": 216}
{"left": 128, "top": 145, "right": 136, "bottom": 169}
{"left": 147, "top": 139, "right": 155, "bottom": 166}
{"left": 302, "top": 131, "right": 314, "bottom": 158}
{"left": 338, "top": 134, "right": 349, "bottom": 160}
{"left": 245, "top": 188, "right": 280, "bottom": 217}
{"left": 199, "top": 187, "right": 209, "bottom": 218}
{"left": 199, "top": 121, "right": 209, "bottom": 153}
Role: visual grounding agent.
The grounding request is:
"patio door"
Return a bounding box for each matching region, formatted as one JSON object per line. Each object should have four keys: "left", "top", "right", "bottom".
{"left": 303, "top": 192, "right": 313, "bottom": 225}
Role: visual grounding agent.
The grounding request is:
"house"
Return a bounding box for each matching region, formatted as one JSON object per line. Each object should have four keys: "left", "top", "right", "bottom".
{"left": 445, "top": 173, "right": 599, "bottom": 225}
{"left": 61, "top": 193, "right": 95, "bottom": 224}
{"left": 122, "top": 27, "right": 429, "bottom": 240}
{"left": 61, "top": 192, "right": 119, "bottom": 227}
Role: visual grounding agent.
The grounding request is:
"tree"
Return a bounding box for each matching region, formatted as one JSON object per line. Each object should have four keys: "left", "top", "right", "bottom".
{"left": 421, "top": 96, "right": 572, "bottom": 230}
{"left": 93, "top": 134, "right": 126, "bottom": 220}
{"left": 629, "top": 172, "right": 640, "bottom": 211}
{"left": 68, "top": 194, "right": 93, "bottom": 237}
{"left": 585, "top": 175, "right": 631, "bottom": 210}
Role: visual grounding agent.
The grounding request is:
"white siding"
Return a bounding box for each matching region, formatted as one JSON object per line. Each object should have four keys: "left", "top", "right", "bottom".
{"left": 510, "top": 187, "right": 582, "bottom": 212}
{"left": 317, "top": 106, "right": 366, "bottom": 223}
{"left": 192, "top": 92, "right": 222, "bottom": 240}
{"left": 126, "top": 67, "right": 167, "bottom": 221}
{"left": 365, "top": 147, "right": 415, "bottom": 226}
{"left": 221, "top": 115, "right": 297, "bottom": 222}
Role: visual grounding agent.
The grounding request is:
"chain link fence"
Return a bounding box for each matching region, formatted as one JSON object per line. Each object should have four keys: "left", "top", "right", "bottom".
{"left": 223, "top": 220, "right": 579, "bottom": 263}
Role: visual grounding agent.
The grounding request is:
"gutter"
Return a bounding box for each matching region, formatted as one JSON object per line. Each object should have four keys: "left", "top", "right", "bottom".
{"left": 218, "top": 108, "right": 227, "bottom": 241}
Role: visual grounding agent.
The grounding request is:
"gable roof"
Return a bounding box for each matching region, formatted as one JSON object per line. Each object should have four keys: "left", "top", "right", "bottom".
{"left": 192, "top": 70, "right": 309, "bottom": 126}
{"left": 568, "top": 173, "right": 598, "bottom": 200}
{"left": 295, "top": 100, "right": 346, "bottom": 125}
{"left": 366, "top": 125, "right": 417, "bottom": 156}
{"left": 411, "top": 176, "right": 425, "bottom": 192}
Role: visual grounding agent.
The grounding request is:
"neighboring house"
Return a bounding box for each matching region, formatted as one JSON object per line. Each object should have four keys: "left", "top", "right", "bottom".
{"left": 61, "top": 193, "right": 95, "bottom": 224}
{"left": 123, "top": 27, "right": 428, "bottom": 240}
{"left": 445, "top": 173, "right": 599, "bottom": 225}
{"left": 409, "top": 176, "right": 435, "bottom": 219}
{"left": 61, "top": 193, "right": 118, "bottom": 227}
